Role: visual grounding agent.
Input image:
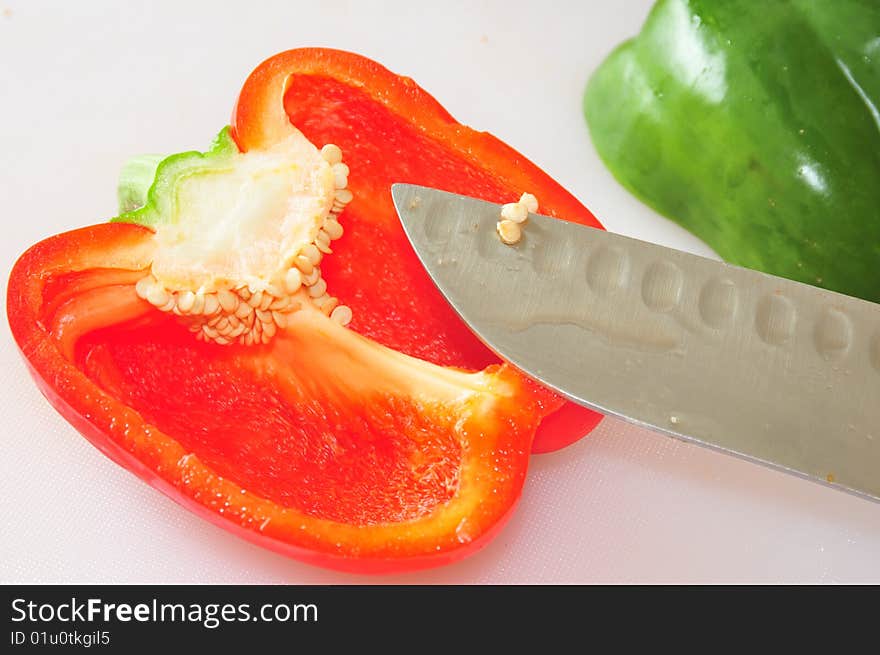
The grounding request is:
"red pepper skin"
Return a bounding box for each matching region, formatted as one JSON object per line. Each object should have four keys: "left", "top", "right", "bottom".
{"left": 232, "top": 48, "right": 605, "bottom": 453}
{"left": 7, "top": 50, "right": 605, "bottom": 573}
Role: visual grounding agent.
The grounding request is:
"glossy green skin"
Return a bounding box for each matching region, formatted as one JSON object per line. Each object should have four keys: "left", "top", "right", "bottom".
{"left": 585, "top": 0, "right": 880, "bottom": 302}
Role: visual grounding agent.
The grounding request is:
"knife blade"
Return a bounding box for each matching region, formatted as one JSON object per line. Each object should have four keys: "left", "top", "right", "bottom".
{"left": 391, "top": 183, "right": 880, "bottom": 502}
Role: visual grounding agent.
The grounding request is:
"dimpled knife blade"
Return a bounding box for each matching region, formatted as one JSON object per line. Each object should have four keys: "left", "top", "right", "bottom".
{"left": 392, "top": 183, "right": 880, "bottom": 502}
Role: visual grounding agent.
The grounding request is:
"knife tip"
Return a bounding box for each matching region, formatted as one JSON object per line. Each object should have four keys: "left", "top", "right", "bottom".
{"left": 391, "top": 183, "right": 429, "bottom": 230}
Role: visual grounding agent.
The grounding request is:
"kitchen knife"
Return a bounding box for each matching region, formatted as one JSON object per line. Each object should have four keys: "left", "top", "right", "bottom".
{"left": 391, "top": 183, "right": 880, "bottom": 502}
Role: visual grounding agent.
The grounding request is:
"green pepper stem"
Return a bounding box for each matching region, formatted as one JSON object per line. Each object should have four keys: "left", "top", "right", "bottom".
{"left": 117, "top": 154, "right": 165, "bottom": 213}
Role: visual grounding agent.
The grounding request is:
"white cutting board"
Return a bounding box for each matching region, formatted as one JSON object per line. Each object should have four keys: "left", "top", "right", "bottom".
{"left": 1, "top": 0, "right": 878, "bottom": 584}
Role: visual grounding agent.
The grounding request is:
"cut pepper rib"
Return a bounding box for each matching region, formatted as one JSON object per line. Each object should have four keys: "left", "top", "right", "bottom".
{"left": 233, "top": 48, "right": 605, "bottom": 452}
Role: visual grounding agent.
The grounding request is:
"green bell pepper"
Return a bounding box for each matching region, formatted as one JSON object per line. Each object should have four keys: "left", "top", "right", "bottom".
{"left": 585, "top": 0, "right": 880, "bottom": 302}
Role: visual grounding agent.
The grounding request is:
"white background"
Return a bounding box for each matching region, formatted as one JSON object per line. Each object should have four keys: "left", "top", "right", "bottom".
{"left": 1, "top": 0, "right": 878, "bottom": 584}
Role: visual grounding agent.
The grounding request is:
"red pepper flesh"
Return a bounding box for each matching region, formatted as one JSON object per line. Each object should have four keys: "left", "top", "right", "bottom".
{"left": 232, "top": 48, "right": 606, "bottom": 453}
{"left": 9, "top": 223, "right": 544, "bottom": 572}
{"left": 8, "top": 49, "right": 605, "bottom": 572}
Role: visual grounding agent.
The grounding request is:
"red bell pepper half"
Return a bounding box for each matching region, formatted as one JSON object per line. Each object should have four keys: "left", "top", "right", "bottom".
{"left": 7, "top": 49, "right": 604, "bottom": 573}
